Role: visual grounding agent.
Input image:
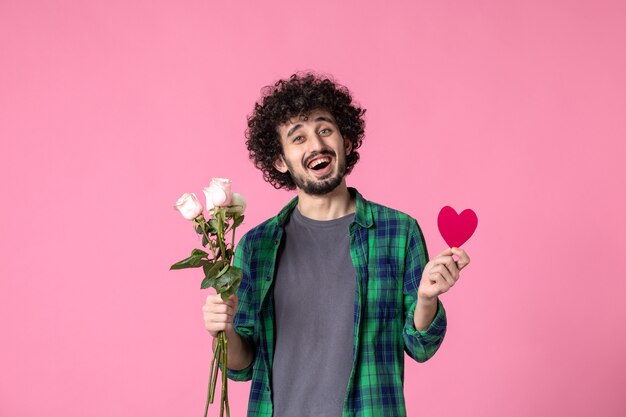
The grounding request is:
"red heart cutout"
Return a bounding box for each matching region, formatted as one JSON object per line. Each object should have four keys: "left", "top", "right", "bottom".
{"left": 437, "top": 206, "right": 477, "bottom": 248}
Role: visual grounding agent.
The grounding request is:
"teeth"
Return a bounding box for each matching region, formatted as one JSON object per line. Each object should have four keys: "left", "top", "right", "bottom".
{"left": 308, "top": 157, "right": 331, "bottom": 169}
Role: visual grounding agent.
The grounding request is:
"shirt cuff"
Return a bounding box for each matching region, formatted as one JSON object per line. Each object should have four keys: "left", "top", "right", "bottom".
{"left": 405, "top": 297, "right": 447, "bottom": 338}
{"left": 226, "top": 360, "right": 254, "bottom": 382}
{"left": 224, "top": 334, "right": 255, "bottom": 382}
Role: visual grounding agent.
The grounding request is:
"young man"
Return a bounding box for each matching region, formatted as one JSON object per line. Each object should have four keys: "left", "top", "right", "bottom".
{"left": 202, "top": 73, "right": 470, "bottom": 417}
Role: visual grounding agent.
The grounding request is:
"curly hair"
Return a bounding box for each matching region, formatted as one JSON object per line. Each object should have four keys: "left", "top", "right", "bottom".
{"left": 245, "top": 72, "right": 366, "bottom": 190}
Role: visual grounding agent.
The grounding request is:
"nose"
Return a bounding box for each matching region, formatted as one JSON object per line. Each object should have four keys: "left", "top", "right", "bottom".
{"left": 308, "top": 131, "right": 326, "bottom": 152}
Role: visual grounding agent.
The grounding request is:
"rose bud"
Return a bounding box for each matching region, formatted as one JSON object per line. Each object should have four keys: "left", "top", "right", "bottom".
{"left": 226, "top": 192, "right": 246, "bottom": 214}
{"left": 203, "top": 178, "right": 233, "bottom": 207}
{"left": 174, "top": 192, "right": 203, "bottom": 220}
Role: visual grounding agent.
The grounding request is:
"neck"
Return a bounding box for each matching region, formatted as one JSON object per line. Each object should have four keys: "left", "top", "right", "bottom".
{"left": 296, "top": 181, "right": 356, "bottom": 221}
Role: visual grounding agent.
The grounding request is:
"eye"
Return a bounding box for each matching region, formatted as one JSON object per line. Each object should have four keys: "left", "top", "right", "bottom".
{"left": 293, "top": 135, "right": 305, "bottom": 143}
{"left": 319, "top": 128, "right": 332, "bottom": 136}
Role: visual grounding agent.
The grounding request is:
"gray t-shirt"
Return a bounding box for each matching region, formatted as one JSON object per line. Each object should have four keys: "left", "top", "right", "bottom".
{"left": 272, "top": 207, "right": 356, "bottom": 417}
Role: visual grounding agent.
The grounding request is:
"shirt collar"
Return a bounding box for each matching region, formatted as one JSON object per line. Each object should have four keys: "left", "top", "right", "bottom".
{"left": 275, "top": 187, "right": 373, "bottom": 228}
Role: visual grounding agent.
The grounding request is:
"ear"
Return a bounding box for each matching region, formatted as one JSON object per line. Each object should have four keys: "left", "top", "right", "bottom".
{"left": 344, "top": 138, "right": 353, "bottom": 155}
{"left": 273, "top": 155, "right": 289, "bottom": 173}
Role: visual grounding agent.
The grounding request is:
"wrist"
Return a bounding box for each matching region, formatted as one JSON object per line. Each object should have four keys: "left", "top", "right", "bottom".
{"left": 413, "top": 295, "right": 438, "bottom": 331}
{"left": 417, "top": 292, "right": 438, "bottom": 307}
{"left": 224, "top": 326, "right": 239, "bottom": 340}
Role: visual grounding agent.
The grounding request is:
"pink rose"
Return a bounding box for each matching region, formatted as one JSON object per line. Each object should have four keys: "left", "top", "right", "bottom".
{"left": 226, "top": 192, "right": 246, "bottom": 214}
{"left": 203, "top": 178, "right": 233, "bottom": 209}
{"left": 174, "top": 192, "right": 203, "bottom": 220}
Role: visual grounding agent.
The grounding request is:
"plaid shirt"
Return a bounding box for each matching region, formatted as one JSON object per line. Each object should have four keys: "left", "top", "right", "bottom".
{"left": 228, "top": 188, "right": 447, "bottom": 417}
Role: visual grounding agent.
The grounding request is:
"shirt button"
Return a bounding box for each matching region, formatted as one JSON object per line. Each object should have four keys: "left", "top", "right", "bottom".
{"left": 265, "top": 275, "right": 271, "bottom": 281}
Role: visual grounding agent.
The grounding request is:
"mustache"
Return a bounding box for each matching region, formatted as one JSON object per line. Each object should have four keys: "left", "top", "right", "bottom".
{"left": 304, "top": 149, "right": 336, "bottom": 166}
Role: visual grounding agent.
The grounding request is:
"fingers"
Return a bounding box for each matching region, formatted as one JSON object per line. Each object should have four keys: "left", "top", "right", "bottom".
{"left": 203, "top": 294, "right": 236, "bottom": 313}
{"left": 427, "top": 264, "right": 455, "bottom": 297}
{"left": 426, "top": 248, "right": 469, "bottom": 291}
{"left": 450, "top": 247, "right": 471, "bottom": 270}
{"left": 431, "top": 250, "right": 459, "bottom": 277}
{"left": 202, "top": 293, "right": 238, "bottom": 337}
{"left": 435, "top": 247, "right": 453, "bottom": 257}
{"left": 433, "top": 247, "right": 471, "bottom": 271}
{"left": 429, "top": 263, "right": 456, "bottom": 287}
{"left": 431, "top": 254, "right": 459, "bottom": 275}
{"left": 420, "top": 247, "right": 471, "bottom": 299}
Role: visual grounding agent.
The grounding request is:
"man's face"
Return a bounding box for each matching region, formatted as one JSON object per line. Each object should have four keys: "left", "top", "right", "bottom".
{"left": 274, "top": 109, "right": 352, "bottom": 195}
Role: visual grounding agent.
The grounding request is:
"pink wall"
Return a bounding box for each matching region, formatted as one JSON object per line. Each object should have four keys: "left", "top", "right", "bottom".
{"left": 1, "top": 1, "right": 625, "bottom": 416}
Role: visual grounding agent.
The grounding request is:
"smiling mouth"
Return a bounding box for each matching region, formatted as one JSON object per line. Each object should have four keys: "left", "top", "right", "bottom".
{"left": 307, "top": 156, "right": 332, "bottom": 171}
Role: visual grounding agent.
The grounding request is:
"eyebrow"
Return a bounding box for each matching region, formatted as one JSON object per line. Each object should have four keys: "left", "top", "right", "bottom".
{"left": 286, "top": 116, "right": 334, "bottom": 138}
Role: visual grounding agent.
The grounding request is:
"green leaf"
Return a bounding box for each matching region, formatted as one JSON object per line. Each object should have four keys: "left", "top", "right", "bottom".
{"left": 200, "top": 260, "right": 227, "bottom": 289}
{"left": 232, "top": 215, "right": 245, "bottom": 228}
{"left": 220, "top": 286, "right": 237, "bottom": 301}
{"left": 201, "top": 234, "right": 208, "bottom": 247}
{"left": 214, "top": 262, "right": 230, "bottom": 279}
{"left": 204, "top": 221, "right": 218, "bottom": 236}
{"left": 208, "top": 219, "right": 219, "bottom": 233}
{"left": 169, "top": 248, "right": 209, "bottom": 270}
{"left": 230, "top": 266, "right": 243, "bottom": 285}
{"left": 169, "top": 255, "right": 208, "bottom": 270}
{"left": 200, "top": 276, "right": 216, "bottom": 289}
{"left": 191, "top": 248, "right": 209, "bottom": 257}
{"left": 216, "top": 266, "right": 243, "bottom": 300}
{"left": 203, "top": 260, "right": 224, "bottom": 280}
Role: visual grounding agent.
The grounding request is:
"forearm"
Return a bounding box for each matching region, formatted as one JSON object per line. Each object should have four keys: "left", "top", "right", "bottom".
{"left": 212, "top": 327, "right": 254, "bottom": 370}
{"left": 413, "top": 295, "right": 438, "bottom": 331}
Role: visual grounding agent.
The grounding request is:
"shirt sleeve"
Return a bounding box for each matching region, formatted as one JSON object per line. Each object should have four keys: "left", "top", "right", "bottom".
{"left": 402, "top": 218, "right": 447, "bottom": 363}
{"left": 226, "top": 233, "right": 256, "bottom": 381}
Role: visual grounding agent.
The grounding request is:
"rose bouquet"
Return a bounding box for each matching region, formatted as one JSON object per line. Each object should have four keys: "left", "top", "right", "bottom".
{"left": 171, "top": 178, "right": 246, "bottom": 417}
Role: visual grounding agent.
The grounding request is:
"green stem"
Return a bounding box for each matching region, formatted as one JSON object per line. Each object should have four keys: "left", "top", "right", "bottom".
{"left": 198, "top": 219, "right": 218, "bottom": 259}
{"left": 223, "top": 332, "right": 229, "bottom": 416}
{"left": 219, "top": 332, "right": 226, "bottom": 417}
{"left": 216, "top": 209, "right": 227, "bottom": 261}
{"left": 205, "top": 338, "right": 220, "bottom": 417}
{"left": 230, "top": 226, "right": 236, "bottom": 264}
{"left": 226, "top": 393, "right": 231, "bottom": 417}
{"left": 209, "top": 337, "right": 221, "bottom": 405}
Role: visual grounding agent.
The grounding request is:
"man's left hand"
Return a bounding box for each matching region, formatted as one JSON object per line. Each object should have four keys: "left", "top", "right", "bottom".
{"left": 417, "top": 247, "right": 470, "bottom": 302}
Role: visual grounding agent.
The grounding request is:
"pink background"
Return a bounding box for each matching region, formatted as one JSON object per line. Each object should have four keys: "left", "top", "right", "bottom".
{"left": 1, "top": 1, "right": 625, "bottom": 416}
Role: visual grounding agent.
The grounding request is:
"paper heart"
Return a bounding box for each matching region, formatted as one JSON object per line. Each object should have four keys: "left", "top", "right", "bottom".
{"left": 437, "top": 206, "right": 477, "bottom": 248}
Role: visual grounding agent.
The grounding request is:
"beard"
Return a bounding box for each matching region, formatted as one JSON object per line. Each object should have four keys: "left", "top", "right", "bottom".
{"left": 285, "top": 151, "right": 347, "bottom": 196}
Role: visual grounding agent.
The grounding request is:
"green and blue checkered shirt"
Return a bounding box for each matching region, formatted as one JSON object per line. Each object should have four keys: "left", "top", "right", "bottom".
{"left": 228, "top": 188, "right": 447, "bottom": 416}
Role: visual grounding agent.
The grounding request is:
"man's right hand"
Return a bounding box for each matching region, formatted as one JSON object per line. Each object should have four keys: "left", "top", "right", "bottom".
{"left": 202, "top": 293, "right": 238, "bottom": 338}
